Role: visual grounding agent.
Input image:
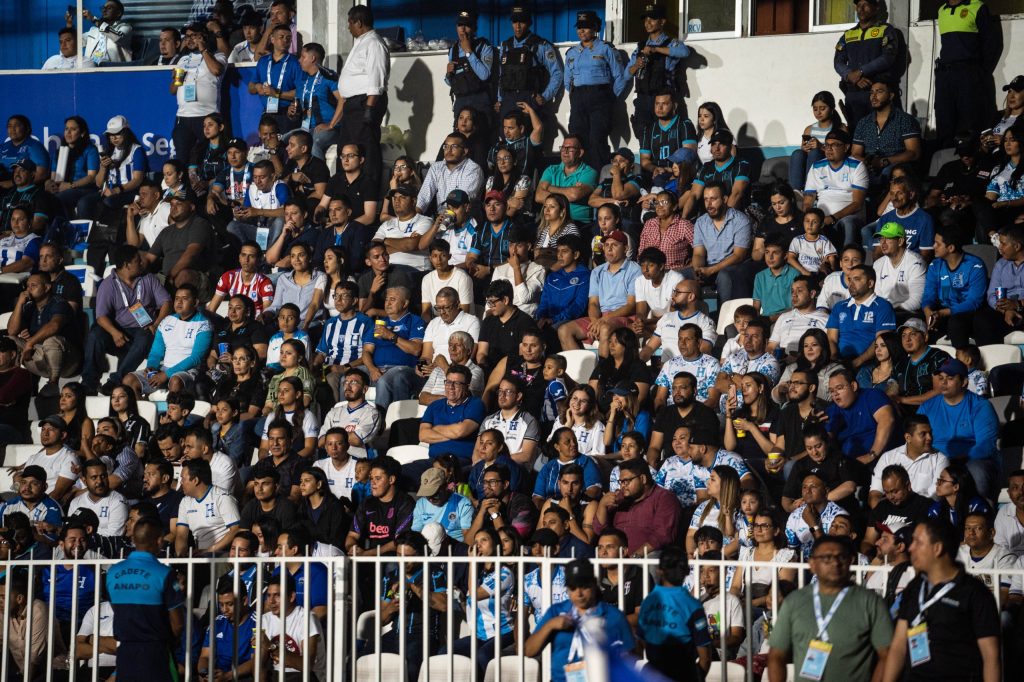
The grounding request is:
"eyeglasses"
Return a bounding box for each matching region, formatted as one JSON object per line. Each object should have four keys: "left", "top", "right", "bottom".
{"left": 497, "top": 388, "right": 517, "bottom": 396}
{"left": 789, "top": 380, "right": 808, "bottom": 386}
{"left": 559, "top": 146, "right": 580, "bottom": 152}
{"left": 672, "top": 289, "right": 690, "bottom": 296}
{"left": 618, "top": 475, "right": 640, "bottom": 486}
{"left": 936, "top": 477, "right": 956, "bottom": 485}
{"left": 654, "top": 199, "right": 672, "bottom": 206}
{"left": 442, "top": 143, "right": 464, "bottom": 150}
{"left": 342, "top": 380, "right": 364, "bottom": 387}
{"left": 810, "top": 553, "right": 850, "bottom": 564}
{"left": 482, "top": 479, "right": 503, "bottom": 487}
{"left": 340, "top": 153, "right": 360, "bottom": 160}
{"left": 393, "top": 164, "right": 409, "bottom": 170}
{"left": 444, "top": 380, "right": 467, "bottom": 387}
{"left": 751, "top": 523, "right": 774, "bottom": 530}
{"left": 485, "top": 297, "right": 502, "bottom": 306}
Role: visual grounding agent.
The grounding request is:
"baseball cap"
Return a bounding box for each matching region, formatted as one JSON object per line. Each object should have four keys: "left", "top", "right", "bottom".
{"left": 420, "top": 522, "right": 446, "bottom": 556}
{"left": 898, "top": 318, "right": 927, "bottom": 335}
{"left": 956, "top": 138, "right": 981, "bottom": 157}
{"left": 105, "top": 114, "right": 129, "bottom": 135}
{"left": 604, "top": 229, "right": 628, "bottom": 245}
{"left": 225, "top": 137, "right": 249, "bottom": 153}
{"left": 934, "top": 357, "right": 968, "bottom": 378}
{"left": 10, "top": 158, "right": 36, "bottom": 173}
{"left": 39, "top": 415, "right": 68, "bottom": 432}
{"left": 67, "top": 507, "right": 100, "bottom": 530}
{"left": 825, "top": 128, "right": 852, "bottom": 145}
{"left": 20, "top": 465, "right": 47, "bottom": 483}
{"left": 892, "top": 525, "right": 914, "bottom": 548}
{"left": 167, "top": 190, "right": 193, "bottom": 203}
{"left": 668, "top": 147, "right": 699, "bottom": 167}
{"left": 416, "top": 468, "right": 447, "bottom": 498}
{"left": 613, "top": 147, "right": 635, "bottom": 164}
{"left": 873, "top": 222, "right": 905, "bottom": 239}
{"left": 483, "top": 189, "right": 507, "bottom": 205}
{"left": 641, "top": 3, "right": 667, "bottom": 19}
{"left": 564, "top": 558, "right": 598, "bottom": 588}
{"left": 687, "top": 429, "right": 721, "bottom": 447}
{"left": 446, "top": 189, "right": 470, "bottom": 207}
{"left": 456, "top": 10, "right": 477, "bottom": 26}
{"left": 575, "top": 10, "right": 600, "bottom": 29}
{"left": 529, "top": 528, "right": 559, "bottom": 548}
{"left": 387, "top": 184, "right": 417, "bottom": 198}
{"left": 609, "top": 380, "right": 639, "bottom": 397}
{"left": 1003, "top": 75, "right": 1024, "bottom": 92}
{"left": 709, "top": 129, "right": 734, "bottom": 146}
{"left": 510, "top": 6, "right": 531, "bottom": 22}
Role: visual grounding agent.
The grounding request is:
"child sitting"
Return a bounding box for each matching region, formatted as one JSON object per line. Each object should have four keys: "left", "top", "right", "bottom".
{"left": 266, "top": 302, "right": 311, "bottom": 371}
{"left": 788, "top": 208, "right": 837, "bottom": 277}
{"left": 956, "top": 344, "right": 988, "bottom": 396}
{"left": 541, "top": 354, "right": 575, "bottom": 429}
{"left": 718, "top": 304, "right": 757, "bottom": 363}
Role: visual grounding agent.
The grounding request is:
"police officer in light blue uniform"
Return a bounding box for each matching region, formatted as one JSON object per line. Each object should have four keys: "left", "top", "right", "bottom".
{"left": 624, "top": 3, "right": 690, "bottom": 139}
{"left": 446, "top": 10, "right": 497, "bottom": 133}
{"left": 106, "top": 517, "right": 184, "bottom": 682}
{"left": 564, "top": 11, "right": 626, "bottom": 172}
{"left": 496, "top": 7, "right": 563, "bottom": 120}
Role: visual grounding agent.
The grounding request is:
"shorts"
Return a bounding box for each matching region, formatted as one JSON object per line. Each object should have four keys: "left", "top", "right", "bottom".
{"left": 574, "top": 315, "right": 634, "bottom": 341}
{"left": 132, "top": 367, "right": 200, "bottom": 396}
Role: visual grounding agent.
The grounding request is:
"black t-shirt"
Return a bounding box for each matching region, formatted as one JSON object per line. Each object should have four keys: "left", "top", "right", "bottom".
{"left": 867, "top": 492, "right": 931, "bottom": 531}
{"left": 756, "top": 213, "right": 804, "bottom": 246}
{"left": 896, "top": 570, "right": 1000, "bottom": 681}
{"left": 214, "top": 319, "right": 270, "bottom": 353}
{"left": 770, "top": 400, "right": 826, "bottom": 459}
{"left": 783, "top": 452, "right": 858, "bottom": 502}
{"left": 479, "top": 308, "right": 536, "bottom": 372}
{"left": 190, "top": 140, "right": 228, "bottom": 183}
{"left": 240, "top": 496, "right": 298, "bottom": 530}
{"left": 0, "top": 368, "right": 32, "bottom": 438}
{"left": 123, "top": 414, "right": 151, "bottom": 451}
{"left": 145, "top": 488, "right": 184, "bottom": 535}
{"left": 600, "top": 565, "right": 644, "bottom": 616}
{"left": 504, "top": 357, "right": 545, "bottom": 418}
{"left": 732, "top": 403, "right": 780, "bottom": 461}
{"left": 284, "top": 156, "right": 330, "bottom": 205}
{"left": 591, "top": 358, "right": 653, "bottom": 407}
{"left": 652, "top": 401, "right": 718, "bottom": 450}
{"left": 324, "top": 170, "right": 380, "bottom": 224}
{"left": 933, "top": 157, "right": 997, "bottom": 201}
{"left": 211, "top": 375, "right": 266, "bottom": 414}
{"left": 893, "top": 346, "right": 950, "bottom": 397}
{"left": 352, "top": 492, "right": 415, "bottom": 550}
{"left": 49, "top": 270, "right": 84, "bottom": 308}
{"left": 0, "top": 184, "right": 63, "bottom": 231}
{"left": 356, "top": 266, "right": 416, "bottom": 311}
{"left": 694, "top": 156, "right": 751, "bottom": 210}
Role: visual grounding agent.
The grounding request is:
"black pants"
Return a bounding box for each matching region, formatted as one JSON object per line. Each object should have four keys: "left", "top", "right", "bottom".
{"left": 971, "top": 304, "right": 1021, "bottom": 346}
{"left": 842, "top": 87, "right": 872, "bottom": 136}
{"left": 568, "top": 85, "right": 614, "bottom": 170}
{"left": 340, "top": 93, "right": 388, "bottom": 186}
{"left": 935, "top": 62, "right": 991, "bottom": 147}
{"left": 631, "top": 93, "right": 656, "bottom": 140}
{"left": 172, "top": 115, "right": 206, "bottom": 161}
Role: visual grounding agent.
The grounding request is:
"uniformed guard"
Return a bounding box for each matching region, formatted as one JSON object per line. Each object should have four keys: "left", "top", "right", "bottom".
{"left": 624, "top": 3, "right": 690, "bottom": 139}
{"left": 833, "top": 0, "right": 907, "bottom": 134}
{"left": 935, "top": 0, "right": 999, "bottom": 146}
{"left": 106, "top": 517, "right": 185, "bottom": 682}
{"left": 495, "top": 6, "right": 562, "bottom": 120}
{"left": 564, "top": 10, "right": 626, "bottom": 171}
{"left": 446, "top": 10, "right": 497, "bottom": 134}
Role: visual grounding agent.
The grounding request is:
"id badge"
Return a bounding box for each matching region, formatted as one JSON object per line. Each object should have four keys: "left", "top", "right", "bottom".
{"left": 799, "top": 639, "right": 832, "bottom": 681}
{"left": 266, "top": 96, "right": 280, "bottom": 114}
{"left": 563, "top": 661, "right": 587, "bottom": 682}
{"left": 129, "top": 302, "right": 153, "bottom": 327}
{"left": 183, "top": 83, "right": 197, "bottom": 102}
{"left": 302, "top": 115, "right": 312, "bottom": 130}
{"left": 256, "top": 227, "right": 270, "bottom": 251}
{"left": 907, "top": 623, "right": 931, "bottom": 667}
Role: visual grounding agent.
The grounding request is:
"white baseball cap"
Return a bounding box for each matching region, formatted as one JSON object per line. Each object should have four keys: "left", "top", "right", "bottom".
{"left": 105, "top": 115, "right": 129, "bottom": 135}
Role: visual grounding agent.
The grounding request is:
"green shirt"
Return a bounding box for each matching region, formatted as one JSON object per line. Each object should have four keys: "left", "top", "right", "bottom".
{"left": 768, "top": 583, "right": 893, "bottom": 682}
{"left": 540, "top": 162, "right": 599, "bottom": 223}
{"left": 753, "top": 264, "right": 800, "bottom": 317}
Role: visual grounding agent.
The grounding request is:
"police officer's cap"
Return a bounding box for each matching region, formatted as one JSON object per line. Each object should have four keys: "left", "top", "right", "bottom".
{"left": 510, "top": 6, "right": 531, "bottom": 23}
{"left": 825, "top": 128, "right": 852, "bottom": 145}
{"left": 456, "top": 10, "right": 478, "bottom": 27}
{"left": 641, "top": 3, "right": 667, "bottom": 20}
{"left": 564, "top": 558, "right": 598, "bottom": 589}
{"left": 575, "top": 11, "right": 600, "bottom": 30}
{"left": 1003, "top": 75, "right": 1024, "bottom": 93}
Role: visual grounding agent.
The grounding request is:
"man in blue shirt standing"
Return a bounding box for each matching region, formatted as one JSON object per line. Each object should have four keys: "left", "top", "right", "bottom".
{"left": 563, "top": 11, "right": 626, "bottom": 170}
{"left": 106, "top": 517, "right": 185, "bottom": 682}
{"left": 918, "top": 358, "right": 1000, "bottom": 501}
{"left": 291, "top": 42, "right": 339, "bottom": 160}
{"left": 826, "top": 263, "right": 896, "bottom": 367}
{"left": 526, "top": 558, "right": 635, "bottom": 682}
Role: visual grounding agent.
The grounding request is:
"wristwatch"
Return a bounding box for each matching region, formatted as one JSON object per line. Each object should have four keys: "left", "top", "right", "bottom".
{"left": 812, "top": 525, "right": 821, "bottom": 533}
{"left": 489, "top": 512, "right": 499, "bottom": 520}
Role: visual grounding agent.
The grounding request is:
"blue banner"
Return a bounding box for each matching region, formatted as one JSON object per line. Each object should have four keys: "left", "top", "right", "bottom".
{"left": 0, "top": 65, "right": 264, "bottom": 167}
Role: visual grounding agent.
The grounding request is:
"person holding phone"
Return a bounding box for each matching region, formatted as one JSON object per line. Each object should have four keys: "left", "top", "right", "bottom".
{"left": 68, "top": 0, "right": 133, "bottom": 64}
{"left": 171, "top": 23, "right": 227, "bottom": 165}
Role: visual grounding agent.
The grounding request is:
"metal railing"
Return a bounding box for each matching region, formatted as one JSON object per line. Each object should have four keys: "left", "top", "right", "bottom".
{"left": 1, "top": 553, "right": 1020, "bottom": 682}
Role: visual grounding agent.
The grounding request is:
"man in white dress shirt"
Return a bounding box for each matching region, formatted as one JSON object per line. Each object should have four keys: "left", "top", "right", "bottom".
{"left": 42, "top": 28, "right": 95, "bottom": 70}
{"left": 869, "top": 415, "right": 949, "bottom": 507}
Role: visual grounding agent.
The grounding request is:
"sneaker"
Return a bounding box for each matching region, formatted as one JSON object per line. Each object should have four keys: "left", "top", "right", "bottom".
{"left": 83, "top": 384, "right": 99, "bottom": 397}
{"left": 38, "top": 381, "right": 60, "bottom": 398}
{"left": 99, "top": 378, "right": 119, "bottom": 396}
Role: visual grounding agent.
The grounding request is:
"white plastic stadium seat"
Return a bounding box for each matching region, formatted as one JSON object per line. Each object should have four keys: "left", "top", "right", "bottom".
{"left": 418, "top": 654, "right": 475, "bottom": 682}
{"left": 558, "top": 349, "right": 597, "bottom": 384}
{"left": 387, "top": 445, "right": 429, "bottom": 466}
{"left": 85, "top": 396, "right": 110, "bottom": 420}
{"left": 0, "top": 312, "right": 11, "bottom": 329}
{"left": 483, "top": 656, "right": 540, "bottom": 682}
{"left": 716, "top": 298, "right": 754, "bottom": 336}
{"left": 705, "top": 661, "right": 747, "bottom": 681}
{"left": 137, "top": 400, "right": 158, "bottom": 429}
{"left": 356, "top": 653, "right": 403, "bottom": 682}
{"left": 990, "top": 395, "right": 1013, "bottom": 427}
{"left": 191, "top": 400, "right": 212, "bottom": 418}
{"left": 384, "top": 399, "right": 426, "bottom": 430}
{"left": 30, "top": 421, "right": 42, "bottom": 444}
{"left": 1005, "top": 331, "right": 1024, "bottom": 345}
{"left": 3, "top": 444, "right": 39, "bottom": 468}
{"left": 978, "top": 344, "right": 1022, "bottom": 371}
{"left": 0, "top": 467, "right": 16, "bottom": 498}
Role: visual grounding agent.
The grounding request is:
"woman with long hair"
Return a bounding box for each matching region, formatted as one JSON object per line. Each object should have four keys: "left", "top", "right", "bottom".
{"left": 789, "top": 91, "right": 845, "bottom": 190}
{"left": 379, "top": 155, "right": 422, "bottom": 222}
{"left": 731, "top": 510, "right": 796, "bottom": 606}
{"left": 57, "top": 382, "right": 95, "bottom": 457}
{"left": 534, "top": 194, "right": 580, "bottom": 269}
{"left": 46, "top": 115, "right": 100, "bottom": 218}
{"left": 547, "top": 385, "right": 606, "bottom": 458}
{"left": 608, "top": 431, "right": 654, "bottom": 491}
{"left": 753, "top": 181, "right": 804, "bottom": 262}
{"left": 773, "top": 328, "right": 843, "bottom": 403}
{"left": 161, "top": 159, "right": 188, "bottom": 196}
{"left": 485, "top": 144, "right": 533, "bottom": 219}
{"left": 297, "top": 467, "right": 350, "bottom": 555}
{"left": 725, "top": 372, "right": 779, "bottom": 461}
{"left": 485, "top": 330, "right": 547, "bottom": 417}
{"left": 686, "top": 465, "right": 742, "bottom": 558}
{"left": 264, "top": 242, "right": 327, "bottom": 331}
{"left": 855, "top": 331, "right": 901, "bottom": 393}
{"left": 603, "top": 382, "right": 652, "bottom": 454}
{"left": 589, "top": 328, "right": 652, "bottom": 410}
{"left": 263, "top": 338, "right": 316, "bottom": 413}
{"left": 108, "top": 383, "right": 151, "bottom": 457}
{"left": 188, "top": 112, "right": 230, "bottom": 201}
{"left": 981, "top": 79, "right": 1024, "bottom": 154}
{"left": 89, "top": 116, "right": 147, "bottom": 217}
{"left": 985, "top": 120, "right": 1024, "bottom": 227}
{"left": 468, "top": 429, "right": 520, "bottom": 499}
{"left": 260, "top": 375, "right": 318, "bottom": 458}
{"left": 210, "top": 396, "right": 249, "bottom": 468}
{"left": 208, "top": 295, "right": 270, "bottom": 378}
{"left": 320, "top": 246, "right": 350, "bottom": 318}
{"left": 211, "top": 344, "right": 265, "bottom": 421}
{"left": 928, "top": 461, "right": 993, "bottom": 535}
{"left": 437, "top": 106, "right": 490, "bottom": 170}
{"left": 695, "top": 101, "right": 730, "bottom": 165}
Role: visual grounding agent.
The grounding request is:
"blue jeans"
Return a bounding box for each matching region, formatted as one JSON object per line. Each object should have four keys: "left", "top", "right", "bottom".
{"left": 82, "top": 324, "right": 153, "bottom": 390}
{"left": 966, "top": 457, "right": 1000, "bottom": 503}
{"left": 311, "top": 125, "right": 341, "bottom": 161}
{"left": 56, "top": 186, "right": 99, "bottom": 220}
{"left": 788, "top": 147, "right": 824, "bottom": 190}
{"left": 227, "top": 218, "right": 284, "bottom": 251}
{"left": 836, "top": 214, "right": 866, "bottom": 248}
{"left": 372, "top": 365, "right": 424, "bottom": 409}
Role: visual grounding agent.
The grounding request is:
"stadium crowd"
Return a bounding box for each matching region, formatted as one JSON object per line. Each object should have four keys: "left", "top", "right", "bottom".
{"left": 3, "top": 0, "right": 1024, "bottom": 680}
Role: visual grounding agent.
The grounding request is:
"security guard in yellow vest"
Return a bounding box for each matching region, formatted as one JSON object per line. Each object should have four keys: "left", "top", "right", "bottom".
{"left": 834, "top": 0, "right": 907, "bottom": 133}
{"left": 935, "top": 0, "right": 999, "bottom": 146}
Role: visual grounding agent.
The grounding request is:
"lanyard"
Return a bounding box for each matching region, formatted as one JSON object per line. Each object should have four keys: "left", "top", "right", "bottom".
{"left": 303, "top": 70, "right": 321, "bottom": 112}
{"left": 227, "top": 166, "right": 251, "bottom": 201}
{"left": 117, "top": 276, "right": 144, "bottom": 308}
{"left": 812, "top": 583, "right": 848, "bottom": 643}
{"left": 267, "top": 55, "right": 289, "bottom": 90}
{"left": 912, "top": 579, "right": 955, "bottom": 627}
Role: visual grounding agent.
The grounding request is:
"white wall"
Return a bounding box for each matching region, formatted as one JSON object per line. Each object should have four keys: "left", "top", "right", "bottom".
{"left": 378, "top": 16, "right": 1024, "bottom": 162}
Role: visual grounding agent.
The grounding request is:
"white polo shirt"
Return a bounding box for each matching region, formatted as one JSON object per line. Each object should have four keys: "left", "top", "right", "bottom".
{"left": 994, "top": 502, "right": 1024, "bottom": 556}
{"left": 653, "top": 309, "right": 717, "bottom": 359}
{"left": 770, "top": 308, "right": 830, "bottom": 355}
{"left": 870, "top": 445, "right": 950, "bottom": 500}
{"left": 481, "top": 409, "right": 540, "bottom": 457}
{"left": 177, "top": 485, "right": 240, "bottom": 551}
{"left": 423, "top": 311, "right": 481, "bottom": 361}
{"left": 69, "top": 490, "right": 128, "bottom": 537}
{"left": 25, "top": 446, "right": 80, "bottom": 493}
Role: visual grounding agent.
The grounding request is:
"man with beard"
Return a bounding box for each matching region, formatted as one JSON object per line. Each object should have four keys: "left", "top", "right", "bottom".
{"left": 170, "top": 24, "right": 227, "bottom": 163}
{"left": 768, "top": 277, "right": 830, "bottom": 357}
{"left": 144, "top": 193, "right": 215, "bottom": 291}
{"left": 318, "top": 368, "right": 381, "bottom": 459}
{"left": 40, "top": 523, "right": 97, "bottom": 643}
{"left": 826, "top": 264, "right": 897, "bottom": 366}
{"left": 143, "top": 459, "right": 183, "bottom": 545}
{"left": 639, "top": 89, "right": 697, "bottom": 186}
{"left": 647, "top": 371, "right": 718, "bottom": 466}
{"left": 593, "top": 458, "right": 682, "bottom": 556}
{"left": 465, "top": 464, "right": 536, "bottom": 544}
{"left": 642, "top": 278, "right": 715, "bottom": 361}
{"left": 851, "top": 81, "right": 922, "bottom": 190}
{"left": 538, "top": 464, "right": 598, "bottom": 546}
{"left": 69, "top": 459, "right": 129, "bottom": 539}
{"left": 860, "top": 465, "right": 931, "bottom": 556}
{"left": 802, "top": 129, "right": 869, "bottom": 249}
{"left": 653, "top": 326, "right": 721, "bottom": 411}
